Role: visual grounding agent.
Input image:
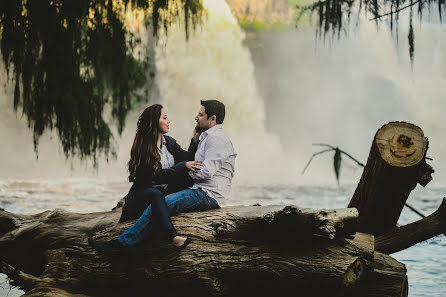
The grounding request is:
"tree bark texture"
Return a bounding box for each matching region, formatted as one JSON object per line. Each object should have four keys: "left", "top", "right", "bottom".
{"left": 0, "top": 205, "right": 407, "bottom": 297}
{"left": 348, "top": 122, "right": 434, "bottom": 235}
{"left": 375, "top": 198, "right": 446, "bottom": 254}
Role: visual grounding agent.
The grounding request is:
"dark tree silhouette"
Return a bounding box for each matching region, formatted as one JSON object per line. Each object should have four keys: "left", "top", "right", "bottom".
{"left": 296, "top": 0, "right": 445, "bottom": 66}
{"left": 0, "top": 0, "right": 203, "bottom": 163}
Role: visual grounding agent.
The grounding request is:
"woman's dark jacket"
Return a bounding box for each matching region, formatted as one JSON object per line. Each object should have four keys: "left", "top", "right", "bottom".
{"left": 119, "top": 136, "right": 198, "bottom": 222}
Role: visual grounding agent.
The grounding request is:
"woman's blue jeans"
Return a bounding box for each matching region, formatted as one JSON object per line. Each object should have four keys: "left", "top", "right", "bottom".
{"left": 118, "top": 187, "right": 178, "bottom": 245}
{"left": 118, "top": 188, "right": 220, "bottom": 246}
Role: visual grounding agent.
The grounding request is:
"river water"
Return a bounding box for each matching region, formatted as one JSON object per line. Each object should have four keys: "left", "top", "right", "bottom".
{"left": 0, "top": 178, "right": 444, "bottom": 297}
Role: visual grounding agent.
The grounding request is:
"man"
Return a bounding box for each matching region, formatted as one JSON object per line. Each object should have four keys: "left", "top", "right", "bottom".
{"left": 90, "top": 99, "right": 236, "bottom": 251}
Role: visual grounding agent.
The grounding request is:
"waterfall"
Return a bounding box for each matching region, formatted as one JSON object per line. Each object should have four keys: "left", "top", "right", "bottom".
{"left": 1, "top": 0, "right": 444, "bottom": 186}
{"left": 155, "top": 2, "right": 446, "bottom": 186}
{"left": 155, "top": 0, "right": 298, "bottom": 185}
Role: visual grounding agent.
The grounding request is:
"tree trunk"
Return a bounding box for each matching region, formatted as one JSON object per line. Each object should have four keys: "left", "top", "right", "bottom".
{"left": 348, "top": 121, "right": 434, "bottom": 235}
{"left": 0, "top": 205, "right": 407, "bottom": 297}
{"left": 375, "top": 198, "right": 446, "bottom": 254}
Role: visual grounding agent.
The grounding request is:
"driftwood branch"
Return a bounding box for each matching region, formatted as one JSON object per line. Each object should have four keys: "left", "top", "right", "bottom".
{"left": 303, "top": 122, "right": 441, "bottom": 255}
{"left": 211, "top": 205, "right": 359, "bottom": 241}
{"left": 0, "top": 261, "right": 47, "bottom": 292}
{"left": 375, "top": 198, "right": 446, "bottom": 254}
{"left": 312, "top": 143, "right": 365, "bottom": 167}
{"left": 349, "top": 122, "right": 434, "bottom": 235}
{"left": 301, "top": 148, "right": 333, "bottom": 174}
{"left": 301, "top": 143, "right": 364, "bottom": 184}
{"left": 0, "top": 204, "right": 408, "bottom": 297}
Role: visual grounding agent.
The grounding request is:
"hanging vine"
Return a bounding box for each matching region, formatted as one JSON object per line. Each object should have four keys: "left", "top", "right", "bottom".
{"left": 296, "top": 0, "right": 445, "bottom": 66}
{"left": 0, "top": 0, "right": 203, "bottom": 164}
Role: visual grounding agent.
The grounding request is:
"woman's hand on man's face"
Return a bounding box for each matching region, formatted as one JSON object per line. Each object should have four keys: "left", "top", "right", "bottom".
{"left": 192, "top": 125, "right": 202, "bottom": 143}
{"left": 186, "top": 161, "right": 202, "bottom": 172}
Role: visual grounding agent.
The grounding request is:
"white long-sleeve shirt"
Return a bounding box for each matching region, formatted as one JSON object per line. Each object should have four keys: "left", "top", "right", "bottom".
{"left": 158, "top": 136, "right": 175, "bottom": 169}
{"left": 188, "top": 124, "right": 236, "bottom": 204}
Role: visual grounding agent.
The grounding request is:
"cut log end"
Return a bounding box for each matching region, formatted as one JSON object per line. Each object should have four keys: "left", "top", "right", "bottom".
{"left": 350, "top": 121, "right": 434, "bottom": 235}
{"left": 375, "top": 122, "right": 426, "bottom": 167}
{"left": 343, "top": 257, "right": 369, "bottom": 289}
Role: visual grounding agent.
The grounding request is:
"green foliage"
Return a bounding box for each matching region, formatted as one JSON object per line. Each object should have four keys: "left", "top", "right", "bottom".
{"left": 238, "top": 1, "right": 313, "bottom": 31}
{"left": 287, "top": 0, "right": 305, "bottom": 5}
{"left": 0, "top": 0, "right": 203, "bottom": 164}
{"left": 288, "top": 0, "right": 314, "bottom": 27}
{"left": 239, "top": 17, "right": 289, "bottom": 32}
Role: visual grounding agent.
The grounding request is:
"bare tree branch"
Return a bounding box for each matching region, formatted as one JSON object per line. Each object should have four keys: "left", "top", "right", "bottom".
{"left": 340, "top": 151, "right": 365, "bottom": 167}
{"left": 369, "top": 0, "right": 421, "bottom": 20}
{"left": 313, "top": 143, "right": 337, "bottom": 150}
{"left": 302, "top": 149, "right": 333, "bottom": 174}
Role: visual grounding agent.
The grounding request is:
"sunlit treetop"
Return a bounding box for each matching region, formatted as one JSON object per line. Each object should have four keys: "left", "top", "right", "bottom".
{"left": 0, "top": 0, "right": 203, "bottom": 165}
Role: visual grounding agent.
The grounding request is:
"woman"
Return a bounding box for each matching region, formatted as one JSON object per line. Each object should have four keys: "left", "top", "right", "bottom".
{"left": 89, "top": 104, "right": 201, "bottom": 252}
{"left": 119, "top": 104, "right": 201, "bottom": 223}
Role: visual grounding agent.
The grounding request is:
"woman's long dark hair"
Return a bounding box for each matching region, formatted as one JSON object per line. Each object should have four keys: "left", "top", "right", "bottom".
{"left": 128, "top": 104, "right": 163, "bottom": 182}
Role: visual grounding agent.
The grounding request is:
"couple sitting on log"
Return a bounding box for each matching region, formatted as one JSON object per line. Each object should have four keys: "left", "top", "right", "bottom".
{"left": 88, "top": 99, "right": 237, "bottom": 254}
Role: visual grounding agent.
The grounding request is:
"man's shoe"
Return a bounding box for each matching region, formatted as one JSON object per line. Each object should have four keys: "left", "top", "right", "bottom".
{"left": 174, "top": 237, "right": 191, "bottom": 250}
{"left": 88, "top": 238, "right": 123, "bottom": 255}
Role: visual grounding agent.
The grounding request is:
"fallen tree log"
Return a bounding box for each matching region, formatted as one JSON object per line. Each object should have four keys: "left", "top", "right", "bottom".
{"left": 361, "top": 251, "right": 408, "bottom": 297}
{"left": 345, "top": 121, "right": 445, "bottom": 256}
{"left": 0, "top": 205, "right": 407, "bottom": 297}
{"left": 375, "top": 198, "right": 446, "bottom": 254}
{"left": 348, "top": 121, "right": 434, "bottom": 235}
{"left": 342, "top": 233, "right": 408, "bottom": 297}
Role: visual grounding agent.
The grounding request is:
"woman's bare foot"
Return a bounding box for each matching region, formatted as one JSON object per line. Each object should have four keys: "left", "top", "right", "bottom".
{"left": 172, "top": 235, "right": 188, "bottom": 247}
